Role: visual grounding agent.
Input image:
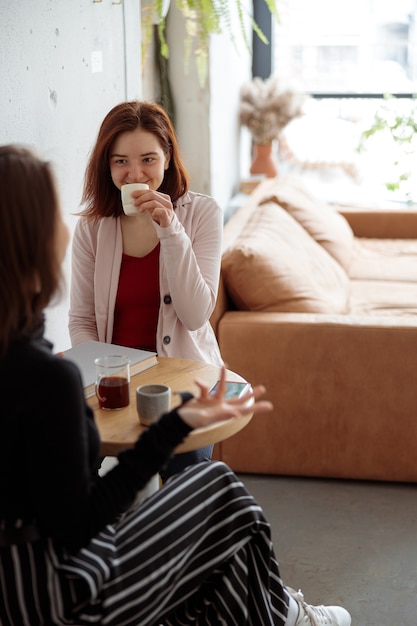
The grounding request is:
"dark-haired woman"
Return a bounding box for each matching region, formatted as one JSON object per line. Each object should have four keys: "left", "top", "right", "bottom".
{"left": 69, "top": 101, "right": 223, "bottom": 479}
{"left": 0, "top": 144, "right": 351, "bottom": 626}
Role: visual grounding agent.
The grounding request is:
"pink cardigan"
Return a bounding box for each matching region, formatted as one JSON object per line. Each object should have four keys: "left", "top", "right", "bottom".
{"left": 69, "top": 191, "right": 223, "bottom": 366}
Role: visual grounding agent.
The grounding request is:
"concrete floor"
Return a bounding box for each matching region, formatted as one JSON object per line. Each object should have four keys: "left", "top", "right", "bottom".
{"left": 239, "top": 473, "right": 417, "bottom": 626}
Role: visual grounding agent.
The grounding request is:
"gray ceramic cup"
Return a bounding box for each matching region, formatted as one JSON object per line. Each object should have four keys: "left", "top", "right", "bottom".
{"left": 136, "top": 384, "right": 171, "bottom": 426}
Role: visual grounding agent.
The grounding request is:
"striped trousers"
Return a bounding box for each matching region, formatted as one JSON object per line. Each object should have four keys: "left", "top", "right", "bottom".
{"left": 0, "top": 462, "right": 290, "bottom": 625}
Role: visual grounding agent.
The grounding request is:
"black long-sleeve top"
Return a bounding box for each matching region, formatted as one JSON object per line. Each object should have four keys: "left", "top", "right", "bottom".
{"left": 0, "top": 331, "right": 192, "bottom": 552}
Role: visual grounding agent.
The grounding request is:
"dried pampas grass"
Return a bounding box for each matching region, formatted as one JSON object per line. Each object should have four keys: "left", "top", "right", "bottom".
{"left": 239, "top": 76, "right": 307, "bottom": 145}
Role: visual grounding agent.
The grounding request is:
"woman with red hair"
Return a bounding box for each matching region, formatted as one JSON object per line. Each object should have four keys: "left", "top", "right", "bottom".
{"left": 69, "top": 101, "right": 223, "bottom": 479}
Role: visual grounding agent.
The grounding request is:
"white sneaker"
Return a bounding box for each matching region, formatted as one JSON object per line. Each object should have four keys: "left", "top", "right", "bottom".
{"left": 288, "top": 588, "right": 351, "bottom": 626}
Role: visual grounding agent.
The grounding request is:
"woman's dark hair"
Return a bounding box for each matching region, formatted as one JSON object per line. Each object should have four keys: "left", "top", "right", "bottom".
{"left": 0, "top": 144, "right": 62, "bottom": 357}
{"left": 81, "top": 101, "right": 190, "bottom": 218}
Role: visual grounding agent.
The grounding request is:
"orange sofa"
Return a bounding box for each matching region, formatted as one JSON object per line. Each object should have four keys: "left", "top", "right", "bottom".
{"left": 211, "top": 175, "right": 417, "bottom": 482}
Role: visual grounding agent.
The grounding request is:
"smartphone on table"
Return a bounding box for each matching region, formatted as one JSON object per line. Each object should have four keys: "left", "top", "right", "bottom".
{"left": 209, "top": 380, "right": 251, "bottom": 399}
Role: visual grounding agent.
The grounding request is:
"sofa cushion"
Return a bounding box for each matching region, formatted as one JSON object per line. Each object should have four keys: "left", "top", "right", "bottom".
{"left": 350, "top": 238, "right": 417, "bottom": 282}
{"left": 349, "top": 279, "right": 417, "bottom": 317}
{"left": 222, "top": 201, "right": 350, "bottom": 314}
{"left": 258, "top": 175, "right": 355, "bottom": 272}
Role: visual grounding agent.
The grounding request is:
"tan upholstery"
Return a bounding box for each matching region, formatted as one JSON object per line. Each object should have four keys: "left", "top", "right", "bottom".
{"left": 350, "top": 238, "right": 417, "bottom": 282}
{"left": 258, "top": 174, "right": 355, "bottom": 270}
{"left": 222, "top": 200, "right": 350, "bottom": 314}
{"left": 211, "top": 176, "right": 417, "bottom": 482}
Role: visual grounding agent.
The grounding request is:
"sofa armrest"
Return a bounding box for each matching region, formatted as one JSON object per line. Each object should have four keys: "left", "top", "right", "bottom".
{"left": 336, "top": 205, "right": 417, "bottom": 239}
{"left": 216, "top": 310, "right": 417, "bottom": 481}
{"left": 209, "top": 273, "right": 230, "bottom": 337}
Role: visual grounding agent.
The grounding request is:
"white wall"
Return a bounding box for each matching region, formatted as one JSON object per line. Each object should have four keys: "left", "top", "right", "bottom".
{"left": 0, "top": 0, "right": 142, "bottom": 352}
{"left": 209, "top": 31, "right": 252, "bottom": 206}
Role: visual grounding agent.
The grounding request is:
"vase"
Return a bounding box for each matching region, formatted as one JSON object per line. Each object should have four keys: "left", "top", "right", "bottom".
{"left": 250, "top": 143, "right": 278, "bottom": 178}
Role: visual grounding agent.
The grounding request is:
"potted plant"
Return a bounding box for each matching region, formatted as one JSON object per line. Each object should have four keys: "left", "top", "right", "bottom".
{"left": 141, "top": 0, "right": 280, "bottom": 87}
{"left": 239, "top": 75, "right": 307, "bottom": 177}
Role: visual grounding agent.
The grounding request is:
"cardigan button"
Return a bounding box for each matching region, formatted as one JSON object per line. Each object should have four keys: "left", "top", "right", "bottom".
{"left": 163, "top": 336, "right": 171, "bottom": 345}
{"left": 163, "top": 294, "right": 172, "bottom": 304}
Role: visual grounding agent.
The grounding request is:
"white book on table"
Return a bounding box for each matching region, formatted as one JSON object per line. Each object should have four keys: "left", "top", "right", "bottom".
{"left": 62, "top": 341, "right": 158, "bottom": 398}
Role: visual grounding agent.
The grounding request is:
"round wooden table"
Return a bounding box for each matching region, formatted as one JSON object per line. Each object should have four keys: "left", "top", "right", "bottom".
{"left": 89, "top": 357, "right": 253, "bottom": 456}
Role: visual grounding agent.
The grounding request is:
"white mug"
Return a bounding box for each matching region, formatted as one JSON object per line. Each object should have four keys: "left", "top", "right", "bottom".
{"left": 121, "top": 183, "right": 149, "bottom": 216}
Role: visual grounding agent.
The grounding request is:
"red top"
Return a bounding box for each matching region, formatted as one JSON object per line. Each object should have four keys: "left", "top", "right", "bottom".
{"left": 112, "top": 245, "right": 160, "bottom": 351}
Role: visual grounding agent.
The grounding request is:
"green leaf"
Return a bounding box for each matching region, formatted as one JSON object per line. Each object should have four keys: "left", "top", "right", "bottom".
{"left": 144, "top": 0, "right": 280, "bottom": 87}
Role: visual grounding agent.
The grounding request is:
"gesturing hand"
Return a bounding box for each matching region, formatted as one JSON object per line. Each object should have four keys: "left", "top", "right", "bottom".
{"left": 177, "top": 365, "right": 273, "bottom": 430}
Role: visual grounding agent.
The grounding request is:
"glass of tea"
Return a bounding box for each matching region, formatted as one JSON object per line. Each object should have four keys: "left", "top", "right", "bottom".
{"left": 95, "top": 355, "right": 130, "bottom": 410}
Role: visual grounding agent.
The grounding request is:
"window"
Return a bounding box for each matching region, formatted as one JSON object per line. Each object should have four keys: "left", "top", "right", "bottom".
{"left": 266, "top": 0, "right": 417, "bottom": 204}
{"left": 273, "top": 0, "right": 417, "bottom": 95}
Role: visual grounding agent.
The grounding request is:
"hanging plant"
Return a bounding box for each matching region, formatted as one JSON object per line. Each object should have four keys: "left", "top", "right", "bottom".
{"left": 141, "top": 0, "right": 280, "bottom": 87}
{"left": 141, "top": 0, "right": 171, "bottom": 69}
